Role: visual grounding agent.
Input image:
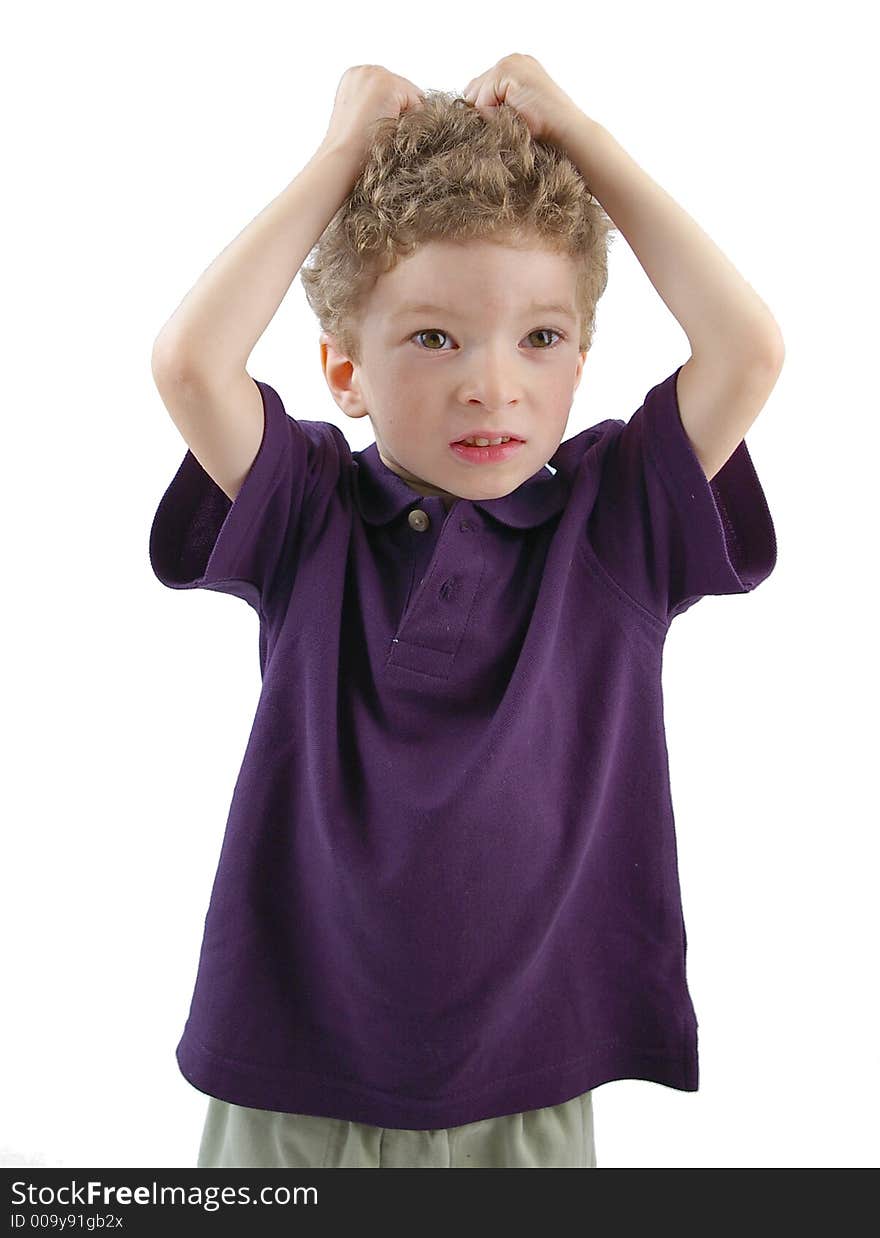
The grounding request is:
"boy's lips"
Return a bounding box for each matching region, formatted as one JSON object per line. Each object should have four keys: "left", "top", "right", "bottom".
{"left": 449, "top": 438, "right": 527, "bottom": 464}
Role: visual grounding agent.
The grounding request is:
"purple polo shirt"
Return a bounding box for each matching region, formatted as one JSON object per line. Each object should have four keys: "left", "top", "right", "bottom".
{"left": 149, "top": 364, "right": 776, "bottom": 1129}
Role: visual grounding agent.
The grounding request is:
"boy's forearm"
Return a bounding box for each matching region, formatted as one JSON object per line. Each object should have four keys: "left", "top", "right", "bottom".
{"left": 152, "top": 140, "right": 365, "bottom": 380}
{"left": 558, "top": 114, "right": 784, "bottom": 365}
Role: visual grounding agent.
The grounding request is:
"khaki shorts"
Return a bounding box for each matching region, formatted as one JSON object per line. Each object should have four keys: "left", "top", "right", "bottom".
{"left": 197, "top": 1090, "right": 596, "bottom": 1169}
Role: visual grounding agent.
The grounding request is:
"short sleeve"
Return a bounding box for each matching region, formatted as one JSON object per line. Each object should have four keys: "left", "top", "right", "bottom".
{"left": 586, "top": 364, "right": 777, "bottom": 625}
{"left": 149, "top": 377, "right": 347, "bottom": 614}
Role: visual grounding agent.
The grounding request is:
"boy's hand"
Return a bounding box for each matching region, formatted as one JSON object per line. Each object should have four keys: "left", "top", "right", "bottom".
{"left": 321, "top": 64, "right": 426, "bottom": 164}
{"left": 462, "top": 53, "right": 582, "bottom": 146}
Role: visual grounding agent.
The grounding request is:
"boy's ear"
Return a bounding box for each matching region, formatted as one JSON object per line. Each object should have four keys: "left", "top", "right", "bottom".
{"left": 573, "top": 346, "right": 588, "bottom": 393}
{"left": 319, "top": 330, "right": 349, "bottom": 382}
{"left": 319, "top": 331, "right": 370, "bottom": 422}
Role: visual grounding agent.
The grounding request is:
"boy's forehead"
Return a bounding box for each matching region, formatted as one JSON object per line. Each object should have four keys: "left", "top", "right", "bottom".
{"left": 374, "top": 239, "right": 579, "bottom": 317}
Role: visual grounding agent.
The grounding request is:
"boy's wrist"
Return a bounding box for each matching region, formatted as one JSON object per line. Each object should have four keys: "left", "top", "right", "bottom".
{"left": 551, "top": 107, "right": 603, "bottom": 158}
{"left": 314, "top": 134, "right": 368, "bottom": 172}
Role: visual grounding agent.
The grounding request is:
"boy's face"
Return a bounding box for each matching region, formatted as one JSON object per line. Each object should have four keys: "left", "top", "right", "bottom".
{"left": 320, "top": 237, "right": 587, "bottom": 510}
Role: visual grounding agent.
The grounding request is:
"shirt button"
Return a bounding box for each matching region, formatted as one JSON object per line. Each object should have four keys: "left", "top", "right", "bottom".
{"left": 459, "top": 520, "right": 475, "bottom": 532}
{"left": 408, "top": 508, "right": 430, "bottom": 532}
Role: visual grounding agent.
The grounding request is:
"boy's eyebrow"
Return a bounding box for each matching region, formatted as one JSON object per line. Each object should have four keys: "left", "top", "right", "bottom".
{"left": 391, "top": 301, "right": 578, "bottom": 322}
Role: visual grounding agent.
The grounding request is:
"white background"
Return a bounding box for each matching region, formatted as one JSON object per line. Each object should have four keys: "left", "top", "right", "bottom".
{"left": 3, "top": 0, "right": 877, "bottom": 1170}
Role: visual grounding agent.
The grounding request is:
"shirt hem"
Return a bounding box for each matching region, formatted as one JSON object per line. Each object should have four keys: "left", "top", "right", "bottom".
{"left": 176, "top": 1030, "right": 698, "bottom": 1130}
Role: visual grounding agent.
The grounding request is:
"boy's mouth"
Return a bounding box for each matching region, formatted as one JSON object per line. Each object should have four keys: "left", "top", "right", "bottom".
{"left": 450, "top": 432, "right": 526, "bottom": 446}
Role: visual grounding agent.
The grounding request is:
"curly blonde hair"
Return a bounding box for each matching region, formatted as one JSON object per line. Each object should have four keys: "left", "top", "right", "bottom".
{"left": 299, "top": 90, "right": 617, "bottom": 365}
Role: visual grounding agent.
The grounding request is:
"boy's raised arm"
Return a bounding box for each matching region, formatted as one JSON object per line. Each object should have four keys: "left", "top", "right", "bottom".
{"left": 150, "top": 139, "right": 364, "bottom": 501}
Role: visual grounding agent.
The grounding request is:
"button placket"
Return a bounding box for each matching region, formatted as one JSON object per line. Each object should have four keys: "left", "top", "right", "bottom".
{"left": 388, "top": 501, "right": 482, "bottom": 678}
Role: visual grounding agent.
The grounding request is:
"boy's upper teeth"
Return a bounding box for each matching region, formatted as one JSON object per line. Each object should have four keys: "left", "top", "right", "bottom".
{"left": 461, "top": 436, "right": 511, "bottom": 446}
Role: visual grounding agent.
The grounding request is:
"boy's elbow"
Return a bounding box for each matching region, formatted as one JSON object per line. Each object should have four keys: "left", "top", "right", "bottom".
{"left": 151, "top": 332, "right": 202, "bottom": 388}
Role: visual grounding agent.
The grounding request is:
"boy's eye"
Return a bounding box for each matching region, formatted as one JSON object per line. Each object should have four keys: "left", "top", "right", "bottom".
{"left": 413, "top": 329, "right": 449, "bottom": 350}
{"left": 527, "top": 328, "right": 563, "bottom": 348}
{"left": 411, "top": 327, "right": 563, "bottom": 351}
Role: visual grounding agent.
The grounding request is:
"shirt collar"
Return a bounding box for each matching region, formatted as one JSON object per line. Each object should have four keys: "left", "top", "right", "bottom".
{"left": 352, "top": 437, "right": 594, "bottom": 529}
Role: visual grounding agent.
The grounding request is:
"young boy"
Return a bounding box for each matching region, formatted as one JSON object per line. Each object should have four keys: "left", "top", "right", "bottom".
{"left": 148, "top": 58, "right": 783, "bottom": 1169}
